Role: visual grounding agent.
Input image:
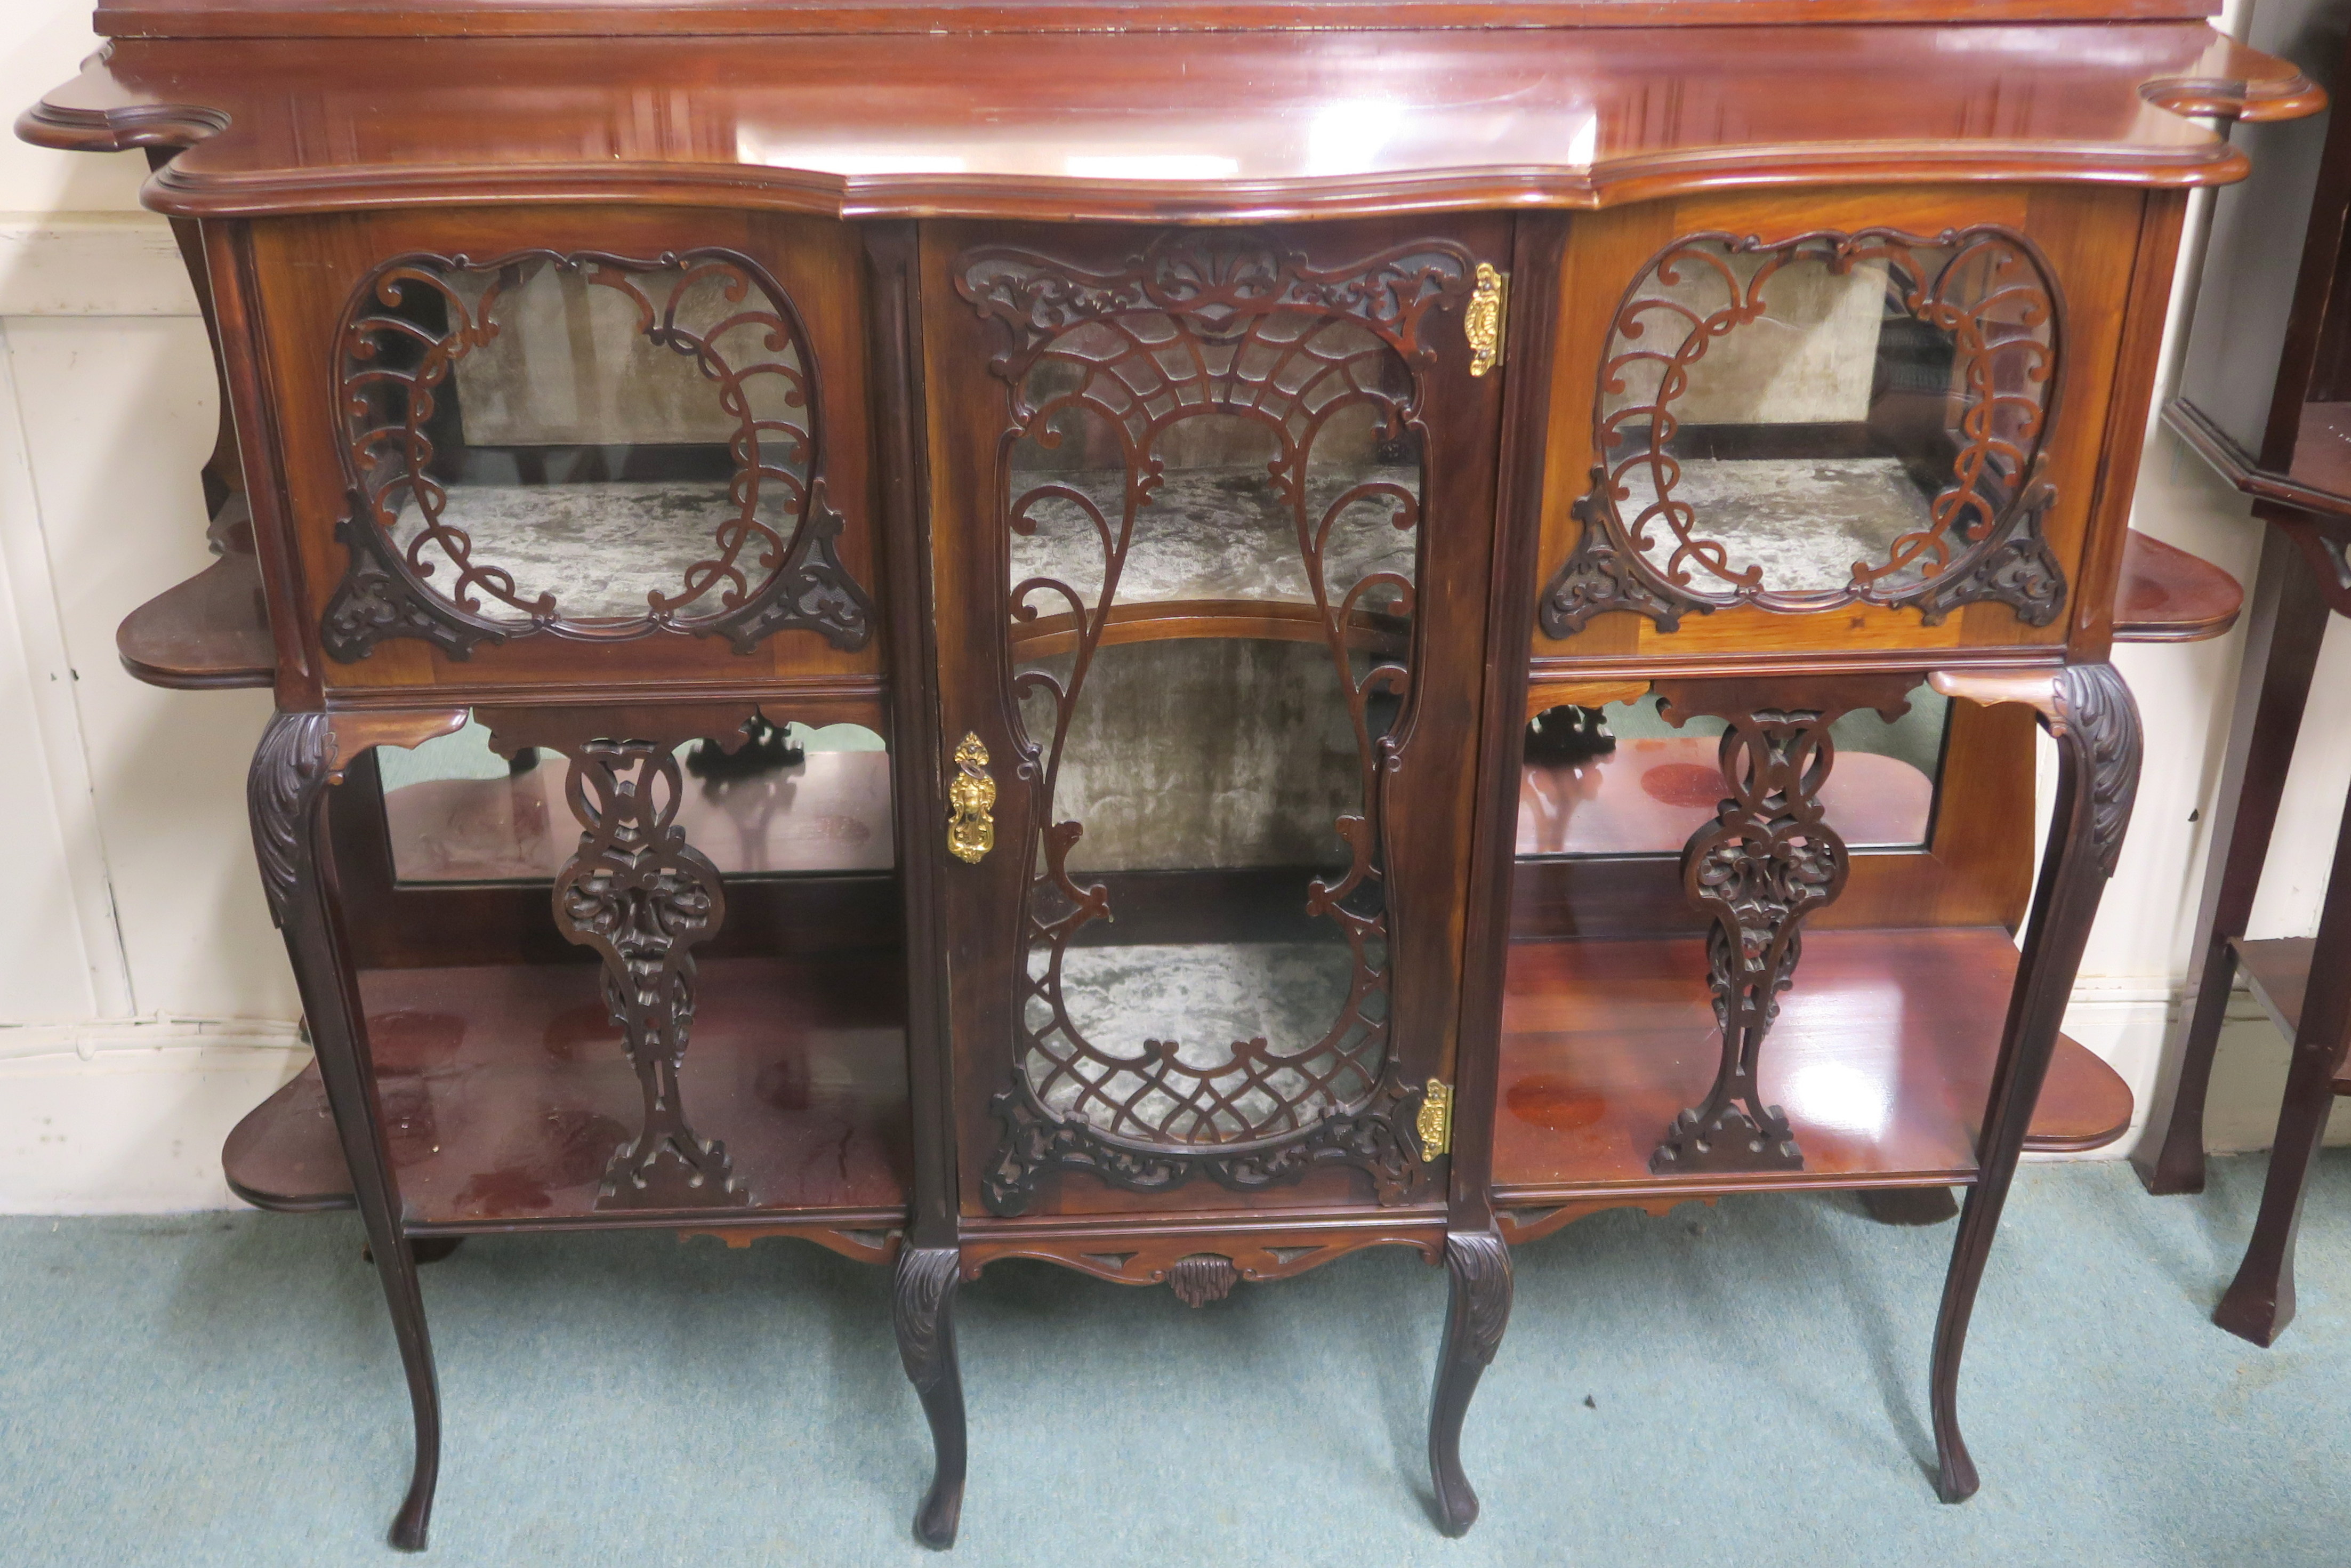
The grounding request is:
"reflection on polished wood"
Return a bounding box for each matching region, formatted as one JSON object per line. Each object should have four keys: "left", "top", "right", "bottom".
{"left": 92, "top": 0, "right": 2238, "bottom": 36}
{"left": 380, "top": 749, "right": 895, "bottom": 882}
{"left": 2112, "top": 528, "right": 2244, "bottom": 643}
{"left": 1491, "top": 926, "right": 2135, "bottom": 1201}
{"left": 116, "top": 552, "right": 273, "bottom": 689}
{"left": 1518, "top": 734, "right": 1933, "bottom": 856}
{"left": 219, "top": 958, "right": 912, "bottom": 1227}
{"left": 19, "top": 26, "right": 2313, "bottom": 222}
{"left": 221, "top": 1064, "right": 351, "bottom": 1212}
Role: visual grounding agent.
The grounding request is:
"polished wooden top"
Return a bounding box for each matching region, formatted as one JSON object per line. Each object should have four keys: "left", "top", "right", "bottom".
{"left": 91, "top": 0, "right": 2225, "bottom": 39}
{"left": 19, "top": 22, "right": 2317, "bottom": 222}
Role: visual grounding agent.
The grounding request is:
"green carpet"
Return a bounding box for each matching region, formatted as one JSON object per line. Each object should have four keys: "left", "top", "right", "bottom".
{"left": 1, "top": 1154, "right": 2344, "bottom": 1566}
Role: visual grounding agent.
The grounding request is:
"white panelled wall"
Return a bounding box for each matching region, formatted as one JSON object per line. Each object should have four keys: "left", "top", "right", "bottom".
{"left": 0, "top": 3, "right": 2345, "bottom": 1211}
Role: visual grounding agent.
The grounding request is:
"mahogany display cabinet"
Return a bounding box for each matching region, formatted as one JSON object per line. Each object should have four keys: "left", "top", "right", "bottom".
{"left": 18, "top": 0, "right": 2317, "bottom": 1550}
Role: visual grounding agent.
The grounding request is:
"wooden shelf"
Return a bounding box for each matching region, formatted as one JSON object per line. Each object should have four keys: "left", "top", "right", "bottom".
{"left": 223, "top": 955, "right": 911, "bottom": 1229}
{"left": 1491, "top": 925, "right": 2133, "bottom": 1203}
{"left": 2221, "top": 935, "right": 2351, "bottom": 1092}
{"left": 2168, "top": 395, "right": 2351, "bottom": 527}
{"left": 116, "top": 551, "right": 273, "bottom": 689}
{"left": 2113, "top": 528, "right": 2243, "bottom": 644}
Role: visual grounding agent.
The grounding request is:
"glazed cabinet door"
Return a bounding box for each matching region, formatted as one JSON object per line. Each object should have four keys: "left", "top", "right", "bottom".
{"left": 920, "top": 218, "right": 1512, "bottom": 1220}
{"left": 244, "top": 205, "right": 885, "bottom": 699}
{"left": 1529, "top": 185, "right": 2156, "bottom": 672}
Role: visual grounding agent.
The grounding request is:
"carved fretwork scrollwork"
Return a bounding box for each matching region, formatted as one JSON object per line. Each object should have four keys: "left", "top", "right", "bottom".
{"left": 321, "top": 247, "right": 872, "bottom": 661}
{"left": 550, "top": 739, "right": 744, "bottom": 1210}
{"left": 984, "top": 1067, "right": 1423, "bottom": 1215}
{"left": 1650, "top": 680, "right": 1912, "bottom": 1175}
{"left": 959, "top": 231, "right": 1479, "bottom": 1216}
{"left": 957, "top": 229, "right": 1477, "bottom": 375}
{"left": 1540, "top": 226, "right": 2067, "bottom": 638}
{"left": 1541, "top": 471, "right": 1695, "bottom": 634}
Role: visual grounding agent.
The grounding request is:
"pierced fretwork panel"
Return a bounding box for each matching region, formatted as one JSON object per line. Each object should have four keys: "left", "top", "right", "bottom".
{"left": 1646, "top": 679, "right": 1911, "bottom": 1176}
{"left": 1544, "top": 226, "right": 2065, "bottom": 634}
{"left": 961, "top": 234, "right": 1477, "bottom": 1212}
{"left": 551, "top": 739, "right": 747, "bottom": 1210}
{"left": 324, "top": 248, "right": 872, "bottom": 661}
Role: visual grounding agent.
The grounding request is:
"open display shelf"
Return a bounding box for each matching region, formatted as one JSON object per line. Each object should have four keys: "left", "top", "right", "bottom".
{"left": 116, "top": 550, "right": 272, "bottom": 689}
{"left": 224, "top": 955, "right": 911, "bottom": 1233}
{"left": 2113, "top": 528, "right": 2244, "bottom": 642}
{"left": 2221, "top": 935, "right": 2351, "bottom": 1093}
{"left": 1492, "top": 925, "right": 2132, "bottom": 1208}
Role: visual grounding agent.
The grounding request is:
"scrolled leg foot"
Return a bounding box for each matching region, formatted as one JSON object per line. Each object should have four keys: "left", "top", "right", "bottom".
{"left": 1428, "top": 1228, "right": 1511, "bottom": 1538}
{"left": 1934, "top": 1434, "right": 1979, "bottom": 1505}
{"left": 894, "top": 1246, "right": 967, "bottom": 1549}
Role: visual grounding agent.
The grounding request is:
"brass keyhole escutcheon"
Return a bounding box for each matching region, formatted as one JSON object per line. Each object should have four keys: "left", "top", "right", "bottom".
{"left": 946, "top": 732, "right": 996, "bottom": 864}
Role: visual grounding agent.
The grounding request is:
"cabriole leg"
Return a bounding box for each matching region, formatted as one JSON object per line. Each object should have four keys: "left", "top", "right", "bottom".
{"left": 1428, "top": 1228, "right": 1511, "bottom": 1537}
{"left": 1930, "top": 664, "right": 2140, "bottom": 1503}
{"left": 893, "top": 1245, "right": 966, "bottom": 1549}
{"left": 250, "top": 711, "right": 441, "bottom": 1549}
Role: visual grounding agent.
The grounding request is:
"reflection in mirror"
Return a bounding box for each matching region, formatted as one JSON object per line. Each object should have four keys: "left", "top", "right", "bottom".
{"left": 1005, "top": 315, "right": 1420, "bottom": 618}
{"left": 1518, "top": 685, "right": 1947, "bottom": 857}
{"left": 377, "top": 718, "right": 892, "bottom": 882}
{"left": 1598, "top": 230, "right": 2054, "bottom": 602}
{"left": 1016, "top": 637, "right": 1382, "bottom": 1141}
{"left": 339, "top": 251, "right": 830, "bottom": 632}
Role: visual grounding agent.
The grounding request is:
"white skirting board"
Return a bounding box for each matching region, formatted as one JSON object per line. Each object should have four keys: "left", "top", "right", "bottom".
{"left": 0, "top": 1026, "right": 307, "bottom": 1214}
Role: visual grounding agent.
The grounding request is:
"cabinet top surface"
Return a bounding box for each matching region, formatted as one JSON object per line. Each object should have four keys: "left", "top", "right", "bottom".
{"left": 20, "top": 20, "right": 2318, "bottom": 221}
{"left": 86, "top": 0, "right": 2225, "bottom": 37}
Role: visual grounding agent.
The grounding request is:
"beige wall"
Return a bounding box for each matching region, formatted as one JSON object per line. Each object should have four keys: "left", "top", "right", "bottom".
{"left": 0, "top": 0, "right": 2339, "bottom": 1209}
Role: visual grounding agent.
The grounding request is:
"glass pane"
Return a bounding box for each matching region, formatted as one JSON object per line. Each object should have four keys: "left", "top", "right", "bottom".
{"left": 342, "top": 253, "right": 816, "bottom": 626}
{"left": 1518, "top": 685, "right": 1947, "bottom": 857}
{"left": 379, "top": 719, "right": 892, "bottom": 883}
{"left": 1598, "top": 232, "right": 2054, "bottom": 599}
{"left": 1004, "top": 302, "right": 1416, "bottom": 1147}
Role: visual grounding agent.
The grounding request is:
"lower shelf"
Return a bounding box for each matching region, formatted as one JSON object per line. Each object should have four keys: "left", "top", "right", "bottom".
{"left": 1492, "top": 926, "right": 2132, "bottom": 1203}
{"left": 224, "top": 956, "right": 911, "bottom": 1229}
{"left": 234, "top": 929, "right": 2130, "bottom": 1225}
{"left": 2226, "top": 936, "right": 2347, "bottom": 1092}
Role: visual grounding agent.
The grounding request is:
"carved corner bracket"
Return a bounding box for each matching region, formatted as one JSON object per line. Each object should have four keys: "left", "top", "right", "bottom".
{"left": 1647, "top": 676, "right": 1913, "bottom": 1176}
{"left": 549, "top": 737, "right": 746, "bottom": 1211}
{"left": 1540, "top": 470, "right": 1704, "bottom": 637}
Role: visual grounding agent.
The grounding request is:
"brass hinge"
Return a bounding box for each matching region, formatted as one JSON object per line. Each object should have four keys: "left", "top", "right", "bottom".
{"left": 1465, "top": 263, "right": 1507, "bottom": 378}
{"left": 1417, "top": 1079, "right": 1453, "bottom": 1162}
